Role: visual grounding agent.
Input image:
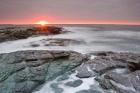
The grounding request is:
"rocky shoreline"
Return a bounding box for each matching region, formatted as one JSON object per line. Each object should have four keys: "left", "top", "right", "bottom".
{"left": 0, "top": 50, "right": 87, "bottom": 93}
{"left": 76, "top": 52, "right": 140, "bottom": 93}
{"left": 0, "top": 50, "right": 140, "bottom": 93}
{"left": 0, "top": 25, "right": 140, "bottom": 93}
{"left": 0, "top": 26, "right": 64, "bottom": 43}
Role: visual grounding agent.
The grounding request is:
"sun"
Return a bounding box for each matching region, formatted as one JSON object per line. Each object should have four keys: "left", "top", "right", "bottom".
{"left": 36, "top": 21, "right": 49, "bottom": 26}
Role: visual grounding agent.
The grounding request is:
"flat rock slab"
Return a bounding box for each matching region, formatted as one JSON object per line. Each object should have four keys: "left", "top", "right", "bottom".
{"left": 0, "top": 50, "right": 87, "bottom": 93}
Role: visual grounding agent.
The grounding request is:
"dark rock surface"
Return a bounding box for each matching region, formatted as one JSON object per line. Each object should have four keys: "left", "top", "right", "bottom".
{"left": 50, "top": 83, "right": 64, "bottom": 93}
{"left": 0, "top": 50, "right": 87, "bottom": 93}
{"left": 0, "top": 26, "right": 64, "bottom": 43}
{"left": 76, "top": 52, "right": 140, "bottom": 93}
{"left": 76, "top": 90, "right": 102, "bottom": 93}
{"left": 65, "top": 79, "right": 83, "bottom": 87}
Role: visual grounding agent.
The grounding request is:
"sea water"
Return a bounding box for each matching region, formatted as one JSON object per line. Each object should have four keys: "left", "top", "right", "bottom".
{"left": 0, "top": 25, "right": 140, "bottom": 54}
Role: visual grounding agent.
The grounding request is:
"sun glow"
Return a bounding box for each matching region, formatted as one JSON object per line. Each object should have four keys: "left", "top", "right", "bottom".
{"left": 36, "top": 21, "right": 49, "bottom": 26}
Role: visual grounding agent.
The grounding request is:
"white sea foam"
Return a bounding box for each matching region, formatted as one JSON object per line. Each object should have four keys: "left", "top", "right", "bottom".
{"left": 33, "top": 71, "right": 102, "bottom": 93}
{"left": 0, "top": 26, "right": 140, "bottom": 54}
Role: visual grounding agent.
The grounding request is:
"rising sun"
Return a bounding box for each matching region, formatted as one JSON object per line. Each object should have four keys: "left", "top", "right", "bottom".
{"left": 35, "top": 21, "right": 49, "bottom": 26}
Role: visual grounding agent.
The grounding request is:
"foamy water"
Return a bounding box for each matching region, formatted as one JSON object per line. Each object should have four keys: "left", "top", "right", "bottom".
{"left": 33, "top": 70, "right": 105, "bottom": 93}
{"left": 0, "top": 26, "right": 140, "bottom": 54}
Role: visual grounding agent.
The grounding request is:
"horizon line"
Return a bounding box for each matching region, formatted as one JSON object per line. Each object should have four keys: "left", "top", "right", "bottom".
{"left": 0, "top": 23, "right": 140, "bottom": 26}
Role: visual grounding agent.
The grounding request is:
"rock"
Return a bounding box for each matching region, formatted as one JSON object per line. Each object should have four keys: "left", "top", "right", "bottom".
{"left": 128, "top": 62, "right": 140, "bottom": 71}
{"left": 0, "top": 26, "right": 64, "bottom": 43}
{"left": 90, "top": 51, "right": 114, "bottom": 56}
{"left": 57, "top": 73, "right": 70, "bottom": 81}
{"left": 90, "top": 52, "right": 140, "bottom": 93}
{"left": 50, "top": 83, "right": 64, "bottom": 93}
{"left": 38, "top": 26, "right": 63, "bottom": 35}
{"left": 0, "top": 50, "right": 87, "bottom": 93}
{"left": 84, "top": 52, "right": 140, "bottom": 75}
{"left": 30, "top": 43, "right": 40, "bottom": 47}
{"left": 1, "top": 50, "right": 140, "bottom": 93}
{"left": 76, "top": 89, "right": 102, "bottom": 93}
{"left": 76, "top": 65, "right": 93, "bottom": 78}
{"left": 75, "top": 51, "right": 140, "bottom": 93}
{"left": 97, "top": 72, "right": 139, "bottom": 93}
{"left": 65, "top": 79, "right": 83, "bottom": 87}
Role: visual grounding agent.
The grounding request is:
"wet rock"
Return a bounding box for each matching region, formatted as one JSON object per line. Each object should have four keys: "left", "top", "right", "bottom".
{"left": 1, "top": 50, "right": 140, "bottom": 93}
{"left": 90, "top": 52, "right": 140, "bottom": 93}
{"left": 95, "top": 76, "right": 114, "bottom": 90}
{"left": 76, "top": 51, "right": 140, "bottom": 93}
{"left": 91, "top": 51, "right": 114, "bottom": 56}
{"left": 50, "top": 83, "right": 63, "bottom": 93}
{"left": 76, "top": 70, "right": 92, "bottom": 78}
{"left": 76, "top": 65, "right": 93, "bottom": 78}
{"left": 0, "top": 50, "right": 87, "bottom": 93}
{"left": 30, "top": 43, "right": 40, "bottom": 47}
{"left": 128, "top": 62, "right": 140, "bottom": 71}
{"left": 85, "top": 52, "right": 140, "bottom": 75}
{"left": 57, "top": 73, "right": 69, "bottom": 81}
{"left": 76, "top": 89, "right": 102, "bottom": 93}
{"left": 15, "top": 81, "right": 38, "bottom": 93}
{"left": 65, "top": 79, "right": 83, "bottom": 87}
{"left": 0, "top": 26, "right": 64, "bottom": 43}
{"left": 97, "top": 73, "right": 138, "bottom": 93}
{"left": 38, "top": 26, "right": 63, "bottom": 35}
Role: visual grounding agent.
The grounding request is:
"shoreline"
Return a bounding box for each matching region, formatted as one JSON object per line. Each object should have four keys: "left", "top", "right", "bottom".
{"left": 0, "top": 50, "right": 140, "bottom": 93}
{"left": 0, "top": 25, "right": 140, "bottom": 93}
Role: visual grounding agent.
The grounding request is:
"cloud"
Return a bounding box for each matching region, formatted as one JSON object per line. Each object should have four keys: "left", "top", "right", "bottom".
{"left": 0, "top": 0, "right": 140, "bottom": 24}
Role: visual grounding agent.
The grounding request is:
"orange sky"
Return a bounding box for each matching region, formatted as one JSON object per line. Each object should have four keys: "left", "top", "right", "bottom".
{"left": 1, "top": 19, "right": 140, "bottom": 25}
{"left": 0, "top": 15, "right": 140, "bottom": 25}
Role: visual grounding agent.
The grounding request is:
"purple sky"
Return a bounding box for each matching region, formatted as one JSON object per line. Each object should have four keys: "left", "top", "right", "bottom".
{"left": 0, "top": 0, "right": 140, "bottom": 24}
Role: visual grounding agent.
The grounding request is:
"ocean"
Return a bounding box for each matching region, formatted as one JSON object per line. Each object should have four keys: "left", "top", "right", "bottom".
{"left": 0, "top": 24, "right": 140, "bottom": 54}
